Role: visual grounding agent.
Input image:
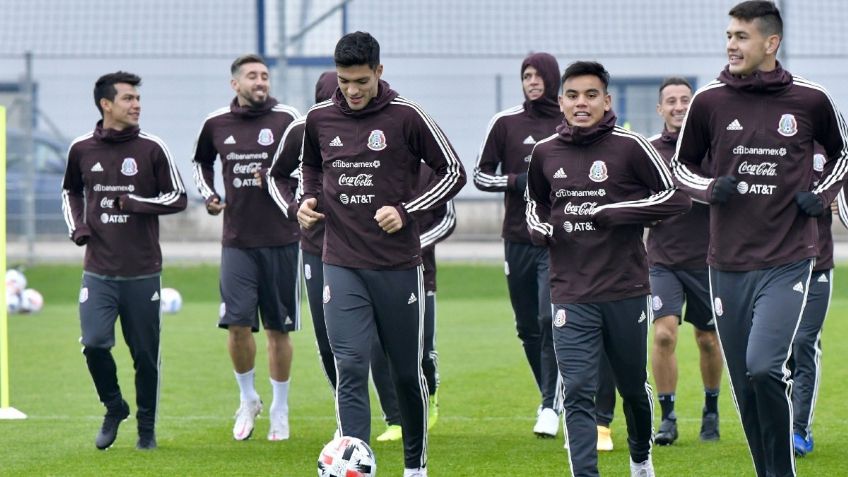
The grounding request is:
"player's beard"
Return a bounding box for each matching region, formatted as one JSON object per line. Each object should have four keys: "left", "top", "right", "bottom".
{"left": 242, "top": 89, "right": 268, "bottom": 108}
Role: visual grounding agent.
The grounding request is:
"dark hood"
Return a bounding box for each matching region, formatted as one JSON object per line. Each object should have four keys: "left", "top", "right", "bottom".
{"left": 333, "top": 79, "right": 398, "bottom": 117}
{"left": 718, "top": 62, "right": 792, "bottom": 94}
{"left": 556, "top": 110, "right": 617, "bottom": 146}
{"left": 315, "top": 71, "right": 338, "bottom": 103}
{"left": 94, "top": 120, "right": 140, "bottom": 143}
{"left": 521, "top": 52, "right": 562, "bottom": 118}
{"left": 229, "top": 96, "right": 279, "bottom": 118}
{"left": 660, "top": 126, "right": 679, "bottom": 145}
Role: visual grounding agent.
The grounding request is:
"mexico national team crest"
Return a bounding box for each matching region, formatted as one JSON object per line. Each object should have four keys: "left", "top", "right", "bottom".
{"left": 367, "top": 129, "right": 387, "bottom": 151}
{"left": 588, "top": 160, "right": 608, "bottom": 182}
{"left": 777, "top": 113, "right": 798, "bottom": 137}
{"left": 554, "top": 309, "right": 567, "bottom": 327}
{"left": 257, "top": 128, "right": 274, "bottom": 146}
{"left": 120, "top": 157, "right": 138, "bottom": 176}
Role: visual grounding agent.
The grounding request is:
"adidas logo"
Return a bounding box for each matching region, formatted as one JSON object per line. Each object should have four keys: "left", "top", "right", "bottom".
{"left": 792, "top": 282, "right": 804, "bottom": 293}
{"left": 638, "top": 311, "right": 646, "bottom": 323}
{"left": 818, "top": 274, "right": 829, "bottom": 283}
{"left": 151, "top": 291, "right": 160, "bottom": 301}
{"left": 284, "top": 316, "right": 293, "bottom": 325}
{"left": 523, "top": 135, "right": 536, "bottom": 145}
{"left": 726, "top": 119, "right": 743, "bottom": 131}
{"left": 329, "top": 136, "right": 343, "bottom": 147}
{"left": 553, "top": 168, "right": 568, "bottom": 179}
{"left": 408, "top": 293, "right": 417, "bottom": 304}
{"left": 91, "top": 162, "right": 104, "bottom": 172}
{"left": 224, "top": 135, "right": 236, "bottom": 145}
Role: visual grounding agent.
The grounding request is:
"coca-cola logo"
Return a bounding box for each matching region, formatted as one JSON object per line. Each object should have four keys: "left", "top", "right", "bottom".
{"left": 338, "top": 173, "right": 374, "bottom": 187}
{"left": 232, "top": 162, "right": 262, "bottom": 175}
{"left": 563, "top": 201, "right": 597, "bottom": 216}
{"left": 100, "top": 197, "right": 115, "bottom": 209}
{"left": 737, "top": 161, "right": 778, "bottom": 176}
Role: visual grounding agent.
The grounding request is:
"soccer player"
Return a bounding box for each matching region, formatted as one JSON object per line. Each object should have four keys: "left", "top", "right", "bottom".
{"left": 372, "top": 165, "right": 456, "bottom": 442}
{"left": 192, "top": 54, "right": 301, "bottom": 442}
{"left": 297, "top": 32, "right": 466, "bottom": 477}
{"left": 526, "top": 60, "right": 691, "bottom": 477}
{"left": 268, "top": 71, "right": 339, "bottom": 393}
{"left": 790, "top": 144, "right": 835, "bottom": 457}
{"left": 671, "top": 2, "right": 848, "bottom": 475}
{"left": 473, "top": 52, "right": 563, "bottom": 437}
{"left": 61, "top": 71, "right": 187, "bottom": 450}
{"left": 646, "top": 77, "right": 723, "bottom": 445}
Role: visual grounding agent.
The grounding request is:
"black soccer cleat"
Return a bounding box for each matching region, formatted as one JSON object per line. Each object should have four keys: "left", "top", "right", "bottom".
{"left": 136, "top": 432, "right": 157, "bottom": 450}
{"left": 699, "top": 412, "right": 720, "bottom": 442}
{"left": 654, "top": 418, "right": 678, "bottom": 446}
{"left": 95, "top": 399, "right": 130, "bottom": 450}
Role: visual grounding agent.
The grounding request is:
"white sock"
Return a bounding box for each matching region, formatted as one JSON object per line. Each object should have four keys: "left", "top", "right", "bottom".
{"left": 403, "top": 468, "right": 427, "bottom": 477}
{"left": 270, "top": 378, "right": 290, "bottom": 416}
{"left": 235, "top": 369, "right": 260, "bottom": 403}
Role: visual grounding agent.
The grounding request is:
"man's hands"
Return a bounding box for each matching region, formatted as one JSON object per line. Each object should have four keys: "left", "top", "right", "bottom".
{"left": 710, "top": 176, "right": 738, "bottom": 204}
{"left": 375, "top": 206, "right": 403, "bottom": 234}
{"left": 795, "top": 191, "right": 825, "bottom": 217}
{"left": 206, "top": 197, "right": 226, "bottom": 215}
{"left": 297, "top": 198, "right": 325, "bottom": 229}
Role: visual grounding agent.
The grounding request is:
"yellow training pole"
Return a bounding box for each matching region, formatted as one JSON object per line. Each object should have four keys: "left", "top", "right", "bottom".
{"left": 0, "top": 105, "right": 27, "bottom": 419}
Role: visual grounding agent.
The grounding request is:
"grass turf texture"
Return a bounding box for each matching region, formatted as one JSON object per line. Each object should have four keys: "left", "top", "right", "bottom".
{"left": 2, "top": 263, "right": 847, "bottom": 476}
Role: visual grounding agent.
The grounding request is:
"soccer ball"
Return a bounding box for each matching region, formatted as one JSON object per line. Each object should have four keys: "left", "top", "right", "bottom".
{"left": 6, "top": 269, "right": 27, "bottom": 295}
{"left": 317, "top": 436, "right": 376, "bottom": 477}
{"left": 20, "top": 288, "right": 44, "bottom": 313}
{"left": 160, "top": 288, "right": 182, "bottom": 314}
{"left": 6, "top": 290, "right": 22, "bottom": 314}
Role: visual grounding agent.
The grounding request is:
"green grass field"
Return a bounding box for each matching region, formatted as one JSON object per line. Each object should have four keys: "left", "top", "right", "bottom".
{"left": 3, "top": 263, "right": 848, "bottom": 476}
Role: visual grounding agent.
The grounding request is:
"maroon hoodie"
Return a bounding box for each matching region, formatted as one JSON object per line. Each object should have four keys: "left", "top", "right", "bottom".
{"left": 474, "top": 52, "right": 562, "bottom": 243}
{"left": 526, "top": 111, "right": 691, "bottom": 303}
{"left": 672, "top": 64, "right": 848, "bottom": 271}
{"left": 646, "top": 128, "right": 710, "bottom": 269}
{"left": 192, "top": 97, "right": 301, "bottom": 248}
{"left": 301, "top": 80, "right": 466, "bottom": 270}
{"left": 811, "top": 143, "right": 834, "bottom": 271}
{"left": 268, "top": 71, "right": 338, "bottom": 257}
{"left": 62, "top": 122, "right": 187, "bottom": 277}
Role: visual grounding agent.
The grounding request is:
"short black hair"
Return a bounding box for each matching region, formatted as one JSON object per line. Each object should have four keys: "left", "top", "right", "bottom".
{"left": 561, "top": 61, "right": 610, "bottom": 93}
{"left": 93, "top": 71, "right": 141, "bottom": 115}
{"left": 231, "top": 54, "right": 267, "bottom": 76}
{"left": 334, "top": 31, "right": 380, "bottom": 70}
{"left": 729, "top": 1, "right": 783, "bottom": 37}
{"left": 658, "top": 77, "right": 693, "bottom": 102}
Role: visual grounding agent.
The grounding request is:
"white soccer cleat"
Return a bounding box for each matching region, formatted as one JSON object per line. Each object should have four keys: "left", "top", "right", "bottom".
{"left": 630, "top": 457, "right": 655, "bottom": 477}
{"left": 403, "top": 467, "right": 428, "bottom": 477}
{"left": 233, "top": 399, "right": 262, "bottom": 441}
{"left": 267, "top": 411, "right": 290, "bottom": 441}
{"left": 533, "top": 407, "right": 559, "bottom": 438}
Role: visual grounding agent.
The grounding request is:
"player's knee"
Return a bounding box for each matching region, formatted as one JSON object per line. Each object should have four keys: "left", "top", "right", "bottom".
{"left": 746, "top": 359, "right": 775, "bottom": 383}
{"left": 229, "top": 325, "right": 253, "bottom": 341}
{"left": 515, "top": 322, "right": 540, "bottom": 342}
{"left": 695, "top": 330, "right": 719, "bottom": 353}
{"left": 562, "top": 375, "right": 597, "bottom": 401}
{"left": 82, "top": 345, "right": 112, "bottom": 357}
{"left": 653, "top": 326, "right": 676, "bottom": 350}
{"left": 334, "top": 354, "right": 370, "bottom": 378}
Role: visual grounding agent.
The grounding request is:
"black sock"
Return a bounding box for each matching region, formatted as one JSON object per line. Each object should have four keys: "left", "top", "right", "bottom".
{"left": 704, "top": 388, "right": 720, "bottom": 414}
{"left": 658, "top": 393, "right": 676, "bottom": 421}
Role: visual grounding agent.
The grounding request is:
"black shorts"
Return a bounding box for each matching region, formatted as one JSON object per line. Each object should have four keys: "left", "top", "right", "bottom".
{"left": 218, "top": 244, "right": 301, "bottom": 333}
{"left": 649, "top": 265, "right": 714, "bottom": 331}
